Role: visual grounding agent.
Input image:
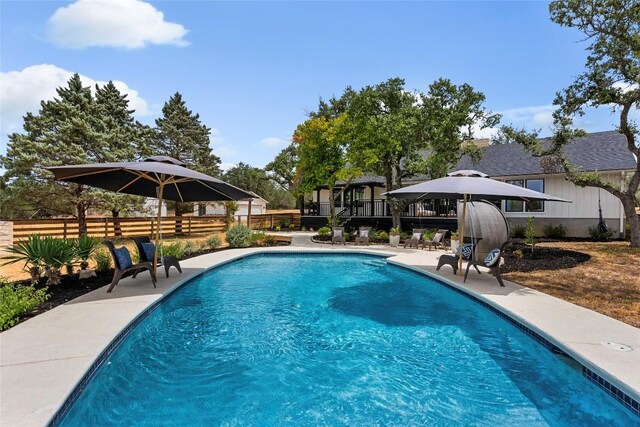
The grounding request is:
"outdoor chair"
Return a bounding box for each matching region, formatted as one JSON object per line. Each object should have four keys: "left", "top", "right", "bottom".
{"left": 436, "top": 237, "right": 482, "bottom": 275}
{"left": 464, "top": 241, "right": 509, "bottom": 287}
{"left": 331, "top": 227, "right": 346, "bottom": 245}
{"left": 103, "top": 240, "right": 157, "bottom": 293}
{"left": 423, "top": 229, "right": 450, "bottom": 251}
{"left": 404, "top": 229, "right": 425, "bottom": 249}
{"left": 132, "top": 236, "right": 182, "bottom": 278}
{"left": 354, "top": 227, "right": 372, "bottom": 246}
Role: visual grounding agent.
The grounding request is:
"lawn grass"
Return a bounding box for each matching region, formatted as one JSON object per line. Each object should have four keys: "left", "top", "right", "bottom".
{"left": 503, "top": 241, "right": 640, "bottom": 328}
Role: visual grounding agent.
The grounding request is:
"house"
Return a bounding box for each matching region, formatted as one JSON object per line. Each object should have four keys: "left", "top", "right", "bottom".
{"left": 195, "top": 191, "right": 268, "bottom": 217}
{"left": 303, "top": 130, "right": 637, "bottom": 237}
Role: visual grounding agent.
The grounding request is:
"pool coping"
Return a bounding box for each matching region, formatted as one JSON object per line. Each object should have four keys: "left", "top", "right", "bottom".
{"left": 1, "top": 245, "right": 638, "bottom": 425}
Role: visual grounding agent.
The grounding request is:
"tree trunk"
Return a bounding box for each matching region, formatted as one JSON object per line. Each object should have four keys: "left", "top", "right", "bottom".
{"left": 328, "top": 186, "right": 336, "bottom": 226}
{"left": 77, "top": 201, "right": 87, "bottom": 237}
{"left": 384, "top": 161, "right": 403, "bottom": 229}
{"left": 174, "top": 202, "right": 191, "bottom": 234}
{"left": 621, "top": 196, "right": 640, "bottom": 247}
{"left": 298, "top": 194, "right": 305, "bottom": 215}
{"left": 111, "top": 209, "right": 122, "bottom": 237}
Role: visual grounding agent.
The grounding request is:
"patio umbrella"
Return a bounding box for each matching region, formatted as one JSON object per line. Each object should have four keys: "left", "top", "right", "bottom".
{"left": 47, "top": 156, "right": 253, "bottom": 276}
{"left": 385, "top": 170, "right": 570, "bottom": 275}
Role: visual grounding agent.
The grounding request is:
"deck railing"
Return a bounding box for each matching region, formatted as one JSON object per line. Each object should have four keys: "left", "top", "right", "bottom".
{"left": 306, "top": 199, "right": 457, "bottom": 218}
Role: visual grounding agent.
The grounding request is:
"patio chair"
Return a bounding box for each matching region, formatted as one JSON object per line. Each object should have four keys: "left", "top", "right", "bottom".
{"left": 354, "top": 227, "right": 372, "bottom": 246}
{"left": 331, "top": 227, "right": 346, "bottom": 245}
{"left": 436, "top": 237, "right": 482, "bottom": 275}
{"left": 103, "top": 240, "right": 157, "bottom": 293}
{"left": 404, "top": 228, "right": 425, "bottom": 249}
{"left": 464, "top": 241, "right": 509, "bottom": 287}
{"left": 423, "top": 229, "right": 449, "bottom": 251}
{"left": 132, "top": 236, "right": 182, "bottom": 278}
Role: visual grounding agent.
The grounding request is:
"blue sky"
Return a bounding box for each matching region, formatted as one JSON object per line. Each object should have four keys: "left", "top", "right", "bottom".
{"left": 0, "top": 0, "right": 625, "bottom": 170}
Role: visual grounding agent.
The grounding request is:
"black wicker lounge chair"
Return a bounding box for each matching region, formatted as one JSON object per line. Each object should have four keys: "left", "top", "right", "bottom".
{"left": 354, "top": 227, "right": 372, "bottom": 246}
{"left": 436, "top": 237, "right": 482, "bottom": 276}
{"left": 103, "top": 240, "right": 157, "bottom": 293}
{"left": 132, "top": 236, "right": 182, "bottom": 278}
{"left": 464, "top": 241, "right": 509, "bottom": 287}
{"left": 331, "top": 227, "right": 346, "bottom": 245}
{"left": 423, "top": 229, "right": 449, "bottom": 251}
{"left": 404, "top": 229, "right": 425, "bottom": 248}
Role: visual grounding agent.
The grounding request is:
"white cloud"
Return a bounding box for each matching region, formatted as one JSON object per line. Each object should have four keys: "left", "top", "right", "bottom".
{"left": 47, "top": 0, "right": 188, "bottom": 49}
{"left": 500, "top": 105, "right": 556, "bottom": 126}
{"left": 219, "top": 162, "right": 235, "bottom": 172}
{"left": 0, "top": 64, "right": 151, "bottom": 136}
{"left": 260, "top": 137, "right": 289, "bottom": 147}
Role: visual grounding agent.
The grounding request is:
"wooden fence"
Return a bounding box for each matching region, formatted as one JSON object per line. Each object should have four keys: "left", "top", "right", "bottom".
{"left": 9, "top": 213, "right": 301, "bottom": 244}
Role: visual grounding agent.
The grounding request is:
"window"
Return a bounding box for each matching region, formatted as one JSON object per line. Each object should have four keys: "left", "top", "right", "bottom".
{"left": 354, "top": 188, "right": 365, "bottom": 201}
{"left": 505, "top": 179, "right": 545, "bottom": 212}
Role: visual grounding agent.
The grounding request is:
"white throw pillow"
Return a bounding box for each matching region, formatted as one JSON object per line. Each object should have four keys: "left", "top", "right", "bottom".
{"left": 433, "top": 232, "right": 443, "bottom": 242}
{"left": 334, "top": 230, "right": 343, "bottom": 237}
{"left": 412, "top": 232, "right": 422, "bottom": 240}
{"left": 361, "top": 230, "right": 369, "bottom": 237}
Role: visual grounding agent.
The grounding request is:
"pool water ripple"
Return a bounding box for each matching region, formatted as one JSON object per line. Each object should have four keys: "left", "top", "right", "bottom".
{"left": 60, "top": 254, "right": 636, "bottom": 426}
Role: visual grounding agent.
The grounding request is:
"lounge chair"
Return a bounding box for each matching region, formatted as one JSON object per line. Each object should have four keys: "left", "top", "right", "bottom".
{"left": 404, "top": 228, "right": 425, "bottom": 248}
{"left": 354, "top": 227, "right": 372, "bottom": 246}
{"left": 103, "top": 240, "right": 157, "bottom": 293}
{"left": 423, "top": 229, "right": 449, "bottom": 251}
{"left": 464, "top": 241, "right": 509, "bottom": 287}
{"left": 436, "top": 237, "right": 482, "bottom": 275}
{"left": 331, "top": 227, "right": 346, "bottom": 245}
{"left": 132, "top": 236, "right": 182, "bottom": 278}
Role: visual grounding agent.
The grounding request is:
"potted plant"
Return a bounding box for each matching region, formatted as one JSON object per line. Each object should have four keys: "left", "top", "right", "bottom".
{"left": 450, "top": 231, "right": 459, "bottom": 254}
{"left": 389, "top": 227, "right": 401, "bottom": 247}
{"left": 73, "top": 235, "right": 101, "bottom": 279}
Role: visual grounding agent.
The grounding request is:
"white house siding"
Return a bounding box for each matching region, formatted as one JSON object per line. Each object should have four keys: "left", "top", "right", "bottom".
{"left": 501, "top": 173, "right": 625, "bottom": 237}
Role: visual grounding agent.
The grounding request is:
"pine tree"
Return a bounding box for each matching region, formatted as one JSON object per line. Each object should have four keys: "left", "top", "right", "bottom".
{"left": 0, "top": 74, "right": 152, "bottom": 234}
{"left": 154, "top": 92, "right": 221, "bottom": 229}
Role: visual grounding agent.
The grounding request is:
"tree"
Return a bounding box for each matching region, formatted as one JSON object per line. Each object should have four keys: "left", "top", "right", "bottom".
{"left": 154, "top": 92, "right": 221, "bottom": 227}
{"left": 0, "top": 75, "right": 152, "bottom": 234}
{"left": 346, "top": 78, "right": 499, "bottom": 228}
{"left": 503, "top": 0, "right": 640, "bottom": 247}
{"left": 265, "top": 143, "right": 303, "bottom": 212}
{"left": 222, "top": 162, "right": 293, "bottom": 208}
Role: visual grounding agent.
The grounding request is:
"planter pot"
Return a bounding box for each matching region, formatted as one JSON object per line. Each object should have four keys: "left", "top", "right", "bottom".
{"left": 450, "top": 239, "right": 459, "bottom": 254}
{"left": 389, "top": 235, "right": 400, "bottom": 247}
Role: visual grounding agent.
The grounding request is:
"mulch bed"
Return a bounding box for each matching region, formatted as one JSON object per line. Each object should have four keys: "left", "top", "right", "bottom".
{"left": 502, "top": 241, "right": 591, "bottom": 273}
{"left": 8, "top": 240, "right": 292, "bottom": 328}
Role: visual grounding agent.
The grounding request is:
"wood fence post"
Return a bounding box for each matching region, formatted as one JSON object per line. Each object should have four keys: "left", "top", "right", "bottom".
{"left": 63, "top": 219, "right": 68, "bottom": 239}
{"left": 150, "top": 218, "right": 155, "bottom": 239}
{"left": 270, "top": 214, "right": 274, "bottom": 229}
{"left": 188, "top": 217, "right": 192, "bottom": 235}
{"left": 104, "top": 218, "right": 108, "bottom": 237}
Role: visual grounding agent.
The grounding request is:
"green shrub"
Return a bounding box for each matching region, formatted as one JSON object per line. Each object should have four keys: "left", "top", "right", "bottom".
{"left": 524, "top": 217, "right": 537, "bottom": 253}
{"left": 206, "top": 235, "right": 222, "bottom": 250}
{"left": 183, "top": 240, "right": 198, "bottom": 255}
{"left": 543, "top": 224, "right": 567, "bottom": 239}
{"left": 377, "top": 230, "right": 389, "bottom": 240}
{"left": 423, "top": 229, "right": 437, "bottom": 241}
{"left": 318, "top": 226, "right": 331, "bottom": 236}
{"left": 93, "top": 248, "right": 112, "bottom": 271}
{"left": 72, "top": 235, "right": 101, "bottom": 269}
{"left": 1, "top": 234, "right": 46, "bottom": 283}
{"left": 250, "top": 231, "right": 267, "bottom": 245}
{"left": 279, "top": 218, "right": 291, "bottom": 229}
{"left": 510, "top": 224, "right": 527, "bottom": 239}
{"left": 161, "top": 242, "right": 186, "bottom": 259}
{"left": 0, "top": 281, "right": 49, "bottom": 331}
{"left": 301, "top": 226, "right": 307, "bottom": 232}
{"left": 588, "top": 225, "right": 614, "bottom": 242}
{"left": 226, "top": 224, "right": 252, "bottom": 248}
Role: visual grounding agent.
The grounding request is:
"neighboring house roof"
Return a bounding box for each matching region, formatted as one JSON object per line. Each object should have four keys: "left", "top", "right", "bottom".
{"left": 246, "top": 191, "right": 269, "bottom": 203}
{"left": 456, "top": 130, "right": 637, "bottom": 177}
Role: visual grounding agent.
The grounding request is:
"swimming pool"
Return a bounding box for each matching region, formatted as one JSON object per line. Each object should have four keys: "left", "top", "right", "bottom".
{"left": 59, "top": 253, "right": 636, "bottom": 425}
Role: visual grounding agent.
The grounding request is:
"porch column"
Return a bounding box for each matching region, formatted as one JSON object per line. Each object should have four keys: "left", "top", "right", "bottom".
{"left": 316, "top": 188, "right": 321, "bottom": 215}
{"left": 350, "top": 187, "right": 354, "bottom": 216}
{"left": 369, "top": 184, "right": 375, "bottom": 216}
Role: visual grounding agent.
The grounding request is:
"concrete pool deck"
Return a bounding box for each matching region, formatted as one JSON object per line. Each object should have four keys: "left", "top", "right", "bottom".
{"left": 1, "top": 234, "right": 639, "bottom": 425}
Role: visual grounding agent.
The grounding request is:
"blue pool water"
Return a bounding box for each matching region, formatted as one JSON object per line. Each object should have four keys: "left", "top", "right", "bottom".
{"left": 60, "top": 254, "right": 636, "bottom": 426}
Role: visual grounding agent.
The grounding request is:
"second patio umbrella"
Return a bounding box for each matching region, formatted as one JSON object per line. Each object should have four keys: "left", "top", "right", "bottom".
{"left": 385, "top": 170, "right": 570, "bottom": 275}
{"left": 47, "top": 156, "right": 254, "bottom": 276}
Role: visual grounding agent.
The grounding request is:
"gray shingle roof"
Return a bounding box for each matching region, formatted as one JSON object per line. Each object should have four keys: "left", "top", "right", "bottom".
{"left": 456, "top": 130, "right": 637, "bottom": 177}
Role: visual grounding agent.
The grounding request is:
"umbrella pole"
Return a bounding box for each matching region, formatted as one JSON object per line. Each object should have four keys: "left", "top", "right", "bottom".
{"left": 154, "top": 183, "right": 164, "bottom": 281}
{"left": 458, "top": 194, "right": 467, "bottom": 276}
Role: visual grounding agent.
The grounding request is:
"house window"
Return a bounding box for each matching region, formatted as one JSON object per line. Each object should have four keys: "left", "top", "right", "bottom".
{"left": 505, "top": 179, "right": 545, "bottom": 212}
{"left": 354, "top": 188, "right": 365, "bottom": 201}
{"left": 198, "top": 203, "right": 207, "bottom": 216}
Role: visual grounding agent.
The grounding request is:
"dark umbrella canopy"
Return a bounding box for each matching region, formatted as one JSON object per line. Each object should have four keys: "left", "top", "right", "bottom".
{"left": 385, "top": 170, "right": 570, "bottom": 276}
{"left": 47, "top": 157, "right": 252, "bottom": 202}
{"left": 47, "top": 157, "right": 253, "bottom": 281}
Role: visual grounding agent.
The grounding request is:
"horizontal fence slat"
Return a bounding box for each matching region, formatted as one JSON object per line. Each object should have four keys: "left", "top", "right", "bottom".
{"left": 9, "top": 214, "right": 297, "bottom": 244}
